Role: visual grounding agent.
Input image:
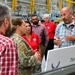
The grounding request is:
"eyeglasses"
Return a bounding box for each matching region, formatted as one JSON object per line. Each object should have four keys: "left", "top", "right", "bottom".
{"left": 32, "top": 18, "right": 38, "bottom": 20}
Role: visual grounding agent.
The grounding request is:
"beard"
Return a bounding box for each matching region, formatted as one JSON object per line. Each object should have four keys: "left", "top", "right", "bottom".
{"left": 32, "top": 20, "right": 39, "bottom": 25}
{"left": 63, "top": 19, "right": 70, "bottom": 24}
{"left": 5, "top": 23, "right": 13, "bottom": 37}
{"left": 63, "top": 16, "right": 71, "bottom": 24}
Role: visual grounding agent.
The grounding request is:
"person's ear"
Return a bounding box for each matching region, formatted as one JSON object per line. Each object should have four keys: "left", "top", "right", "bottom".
{"left": 16, "top": 25, "right": 20, "bottom": 29}
{"left": 4, "top": 18, "right": 9, "bottom": 28}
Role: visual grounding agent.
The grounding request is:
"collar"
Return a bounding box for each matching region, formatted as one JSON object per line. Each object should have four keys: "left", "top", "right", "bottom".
{"left": 63, "top": 20, "right": 75, "bottom": 28}
{"left": 31, "top": 23, "right": 40, "bottom": 27}
{"left": 44, "top": 20, "right": 51, "bottom": 26}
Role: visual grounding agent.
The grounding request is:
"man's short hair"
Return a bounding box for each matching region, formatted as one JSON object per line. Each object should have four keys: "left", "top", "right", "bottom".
{"left": 0, "top": 3, "right": 10, "bottom": 26}
{"left": 44, "top": 14, "right": 49, "bottom": 18}
{"left": 31, "top": 14, "right": 38, "bottom": 18}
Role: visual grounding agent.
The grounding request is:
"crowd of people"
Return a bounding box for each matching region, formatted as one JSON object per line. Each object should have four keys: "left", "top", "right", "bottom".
{"left": 0, "top": 2, "right": 75, "bottom": 75}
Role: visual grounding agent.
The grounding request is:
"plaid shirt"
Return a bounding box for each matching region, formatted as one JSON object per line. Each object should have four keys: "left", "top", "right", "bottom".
{"left": 54, "top": 21, "right": 75, "bottom": 47}
{"left": 0, "top": 32, "right": 18, "bottom": 75}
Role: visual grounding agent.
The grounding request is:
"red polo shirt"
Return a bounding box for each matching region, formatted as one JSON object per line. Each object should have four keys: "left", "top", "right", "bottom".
{"left": 43, "top": 21, "right": 56, "bottom": 39}
{"left": 22, "top": 33, "right": 41, "bottom": 52}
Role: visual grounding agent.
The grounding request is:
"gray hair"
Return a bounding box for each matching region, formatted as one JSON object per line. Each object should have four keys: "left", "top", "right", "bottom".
{"left": 44, "top": 14, "right": 49, "bottom": 18}
{"left": 0, "top": 3, "right": 10, "bottom": 26}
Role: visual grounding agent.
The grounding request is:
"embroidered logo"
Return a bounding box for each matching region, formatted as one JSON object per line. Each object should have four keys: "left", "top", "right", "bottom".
{"left": 51, "top": 61, "right": 60, "bottom": 69}
{"left": 33, "top": 38, "right": 36, "bottom": 41}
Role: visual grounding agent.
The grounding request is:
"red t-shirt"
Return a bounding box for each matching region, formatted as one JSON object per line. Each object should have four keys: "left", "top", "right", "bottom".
{"left": 43, "top": 21, "right": 56, "bottom": 39}
{"left": 22, "top": 33, "right": 41, "bottom": 52}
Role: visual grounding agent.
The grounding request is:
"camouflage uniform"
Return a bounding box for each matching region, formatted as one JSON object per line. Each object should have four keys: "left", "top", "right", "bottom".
{"left": 10, "top": 33, "right": 40, "bottom": 75}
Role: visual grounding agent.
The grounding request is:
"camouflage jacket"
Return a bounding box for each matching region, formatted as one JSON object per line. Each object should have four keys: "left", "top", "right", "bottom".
{"left": 10, "top": 33, "right": 37, "bottom": 69}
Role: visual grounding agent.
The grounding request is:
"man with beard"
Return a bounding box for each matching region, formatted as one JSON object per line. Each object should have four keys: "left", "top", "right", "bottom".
{"left": 0, "top": 3, "right": 18, "bottom": 75}
{"left": 54, "top": 7, "right": 75, "bottom": 48}
{"left": 31, "top": 14, "right": 49, "bottom": 58}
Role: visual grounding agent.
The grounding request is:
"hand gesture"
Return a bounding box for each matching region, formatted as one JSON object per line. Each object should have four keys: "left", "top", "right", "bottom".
{"left": 65, "top": 33, "right": 75, "bottom": 41}
{"left": 54, "top": 37, "right": 62, "bottom": 46}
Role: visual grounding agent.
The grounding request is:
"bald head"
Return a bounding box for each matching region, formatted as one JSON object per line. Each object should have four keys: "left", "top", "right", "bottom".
{"left": 61, "top": 7, "right": 73, "bottom": 24}
{"left": 61, "top": 7, "right": 71, "bottom": 13}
